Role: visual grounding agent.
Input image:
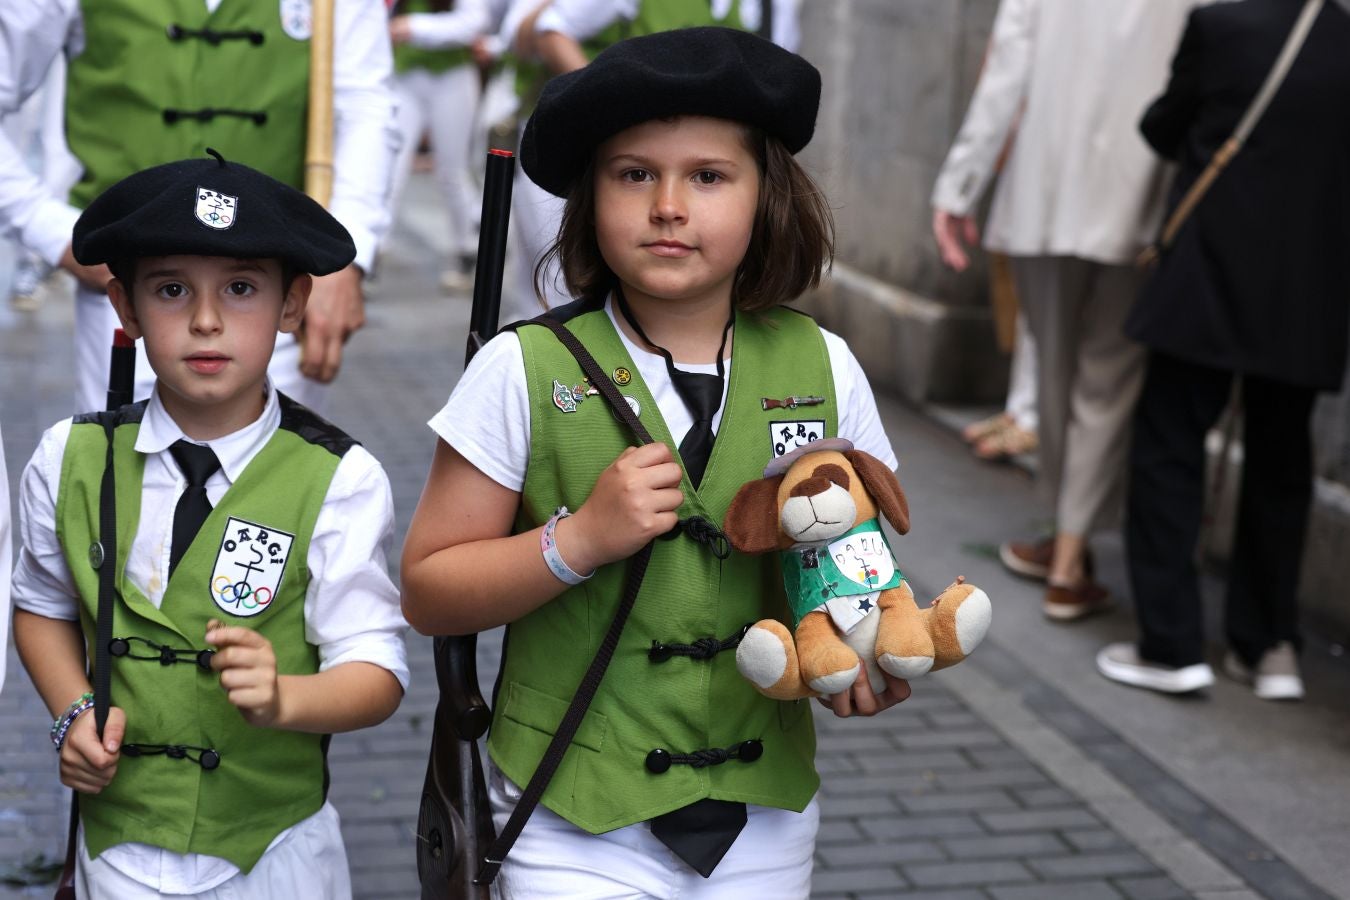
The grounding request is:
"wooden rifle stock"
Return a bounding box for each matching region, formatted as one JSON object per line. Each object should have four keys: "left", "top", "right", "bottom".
{"left": 416, "top": 149, "right": 515, "bottom": 900}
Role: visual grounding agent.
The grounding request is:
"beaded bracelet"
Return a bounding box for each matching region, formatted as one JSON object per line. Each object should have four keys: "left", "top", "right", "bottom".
{"left": 50, "top": 692, "right": 95, "bottom": 751}
{"left": 540, "top": 507, "right": 593, "bottom": 586}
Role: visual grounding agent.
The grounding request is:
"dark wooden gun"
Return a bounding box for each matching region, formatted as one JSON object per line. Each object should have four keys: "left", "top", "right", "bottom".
{"left": 416, "top": 148, "right": 515, "bottom": 900}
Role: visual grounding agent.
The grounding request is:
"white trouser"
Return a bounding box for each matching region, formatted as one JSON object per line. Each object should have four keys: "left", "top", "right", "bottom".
{"left": 75, "top": 802, "right": 352, "bottom": 899}
{"left": 75, "top": 285, "right": 327, "bottom": 415}
{"left": 1005, "top": 312, "right": 1038, "bottom": 433}
{"left": 487, "top": 764, "right": 818, "bottom": 899}
{"left": 390, "top": 64, "right": 483, "bottom": 260}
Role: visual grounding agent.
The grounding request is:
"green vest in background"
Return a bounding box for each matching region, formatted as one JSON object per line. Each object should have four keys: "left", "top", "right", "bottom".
{"left": 394, "top": 0, "right": 473, "bottom": 75}
{"left": 489, "top": 303, "right": 837, "bottom": 834}
{"left": 67, "top": 0, "right": 311, "bottom": 207}
{"left": 57, "top": 398, "right": 349, "bottom": 872}
{"left": 513, "top": 0, "right": 742, "bottom": 114}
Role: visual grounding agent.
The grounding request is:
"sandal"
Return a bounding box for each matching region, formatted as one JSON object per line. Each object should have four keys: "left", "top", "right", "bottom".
{"left": 961, "top": 412, "right": 1014, "bottom": 444}
{"left": 973, "top": 422, "right": 1038, "bottom": 460}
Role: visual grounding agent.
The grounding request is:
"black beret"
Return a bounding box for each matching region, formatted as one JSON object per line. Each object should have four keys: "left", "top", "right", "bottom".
{"left": 521, "top": 26, "right": 821, "bottom": 197}
{"left": 72, "top": 150, "right": 356, "bottom": 275}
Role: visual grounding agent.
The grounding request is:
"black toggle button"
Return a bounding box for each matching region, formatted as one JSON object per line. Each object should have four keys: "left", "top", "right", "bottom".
{"left": 166, "top": 23, "right": 185, "bottom": 40}
{"left": 196, "top": 649, "right": 216, "bottom": 670}
{"left": 737, "top": 739, "right": 764, "bottom": 763}
{"left": 648, "top": 642, "right": 673, "bottom": 663}
{"left": 166, "top": 745, "right": 187, "bottom": 759}
{"left": 200, "top": 749, "right": 221, "bottom": 770}
{"left": 159, "top": 646, "right": 176, "bottom": 666}
{"left": 645, "top": 748, "right": 672, "bottom": 774}
{"left": 109, "top": 638, "right": 129, "bottom": 657}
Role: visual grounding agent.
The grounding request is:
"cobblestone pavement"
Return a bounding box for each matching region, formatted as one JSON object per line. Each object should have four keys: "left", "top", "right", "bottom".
{"left": 3, "top": 175, "right": 1347, "bottom": 899}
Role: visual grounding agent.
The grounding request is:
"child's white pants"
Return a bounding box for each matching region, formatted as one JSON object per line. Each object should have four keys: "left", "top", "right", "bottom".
{"left": 487, "top": 764, "right": 818, "bottom": 899}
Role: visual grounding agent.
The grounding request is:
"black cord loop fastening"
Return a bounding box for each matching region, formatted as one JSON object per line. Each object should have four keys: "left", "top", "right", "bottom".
{"left": 645, "top": 740, "right": 763, "bottom": 774}
{"left": 166, "top": 23, "right": 264, "bottom": 45}
{"left": 121, "top": 743, "right": 221, "bottom": 770}
{"left": 162, "top": 108, "right": 267, "bottom": 126}
{"left": 660, "top": 515, "right": 732, "bottom": 560}
{"left": 109, "top": 636, "right": 215, "bottom": 670}
{"left": 649, "top": 623, "right": 751, "bottom": 663}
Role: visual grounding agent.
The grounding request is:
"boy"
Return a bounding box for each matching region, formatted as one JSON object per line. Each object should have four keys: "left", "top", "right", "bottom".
{"left": 11, "top": 152, "right": 409, "bottom": 899}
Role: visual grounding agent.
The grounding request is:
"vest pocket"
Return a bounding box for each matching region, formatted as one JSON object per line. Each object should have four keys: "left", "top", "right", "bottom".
{"left": 499, "top": 680, "right": 609, "bottom": 752}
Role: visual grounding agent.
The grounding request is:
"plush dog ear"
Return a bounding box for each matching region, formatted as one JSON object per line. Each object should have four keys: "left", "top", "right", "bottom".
{"left": 845, "top": 450, "right": 910, "bottom": 534}
{"left": 723, "top": 475, "right": 787, "bottom": 554}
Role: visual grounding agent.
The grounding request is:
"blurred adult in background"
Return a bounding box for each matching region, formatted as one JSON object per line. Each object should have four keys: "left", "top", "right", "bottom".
{"left": 930, "top": 0, "right": 1198, "bottom": 621}
{"left": 388, "top": 0, "right": 493, "bottom": 294}
{"left": 1098, "top": 0, "right": 1350, "bottom": 698}
{"left": 0, "top": 0, "right": 399, "bottom": 414}
{"left": 0, "top": 420, "right": 9, "bottom": 695}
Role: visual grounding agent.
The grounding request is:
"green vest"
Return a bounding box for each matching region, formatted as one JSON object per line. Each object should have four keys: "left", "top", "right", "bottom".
{"left": 394, "top": 0, "right": 473, "bottom": 74}
{"left": 488, "top": 303, "right": 836, "bottom": 833}
{"left": 67, "top": 0, "right": 311, "bottom": 207}
{"left": 513, "top": 0, "right": 743, "bottom": 112}
{"left": 57, "top": 398, "right": 350, "bottom": 872}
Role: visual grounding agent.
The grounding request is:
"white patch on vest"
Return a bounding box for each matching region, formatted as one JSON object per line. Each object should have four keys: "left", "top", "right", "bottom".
{"left": 194, "top": 187, "right": 238, "bottom": 230}
{"left": 280, "top": 0, "right": 312, "bottom": 40}
{"left": 768, "top": 420, "right": 826, "bottom": 458}
{"left": 210, "top": 517, "right": 295, "bottom": 617}
{"left": 820, "top": 590, "right": 880, "bottom": 634}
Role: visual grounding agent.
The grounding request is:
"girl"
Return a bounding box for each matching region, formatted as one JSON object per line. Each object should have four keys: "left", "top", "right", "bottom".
{"left": 402, "top": 27, "right": 904, "bottom": 896}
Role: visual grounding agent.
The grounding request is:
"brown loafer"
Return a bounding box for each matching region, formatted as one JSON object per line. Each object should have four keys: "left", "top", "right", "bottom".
{"left": 1043, "top": 580, "right": 1113, "bottom": 621}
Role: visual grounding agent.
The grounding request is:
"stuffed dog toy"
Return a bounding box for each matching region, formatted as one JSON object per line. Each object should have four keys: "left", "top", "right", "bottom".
{"left": 724, "top": 438, "right": 991, "bottom": 700}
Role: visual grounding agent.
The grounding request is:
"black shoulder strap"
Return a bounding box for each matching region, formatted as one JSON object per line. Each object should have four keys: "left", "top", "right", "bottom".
{"left": 475, "top": 316, "right": 654, "bottom": 886}
{"left": 93, "top": 415, "right": 120, "bottom": 738}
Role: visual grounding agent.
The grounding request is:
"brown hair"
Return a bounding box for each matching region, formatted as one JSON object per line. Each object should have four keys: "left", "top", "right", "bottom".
{"left": 537, "top": 125, "right": 835, "bottom": 312}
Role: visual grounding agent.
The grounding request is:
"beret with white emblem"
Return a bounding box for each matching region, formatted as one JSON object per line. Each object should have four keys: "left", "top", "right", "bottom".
{"left": 521, "top": 26, "right": 822, "bottom": 198}
{"left": 72, "top": 149, "right": 355, "bottom": 275}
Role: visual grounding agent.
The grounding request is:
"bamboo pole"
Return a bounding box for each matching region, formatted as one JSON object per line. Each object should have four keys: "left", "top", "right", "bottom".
{"left": 304, "top": 0, "right": 335, "bottom": 207}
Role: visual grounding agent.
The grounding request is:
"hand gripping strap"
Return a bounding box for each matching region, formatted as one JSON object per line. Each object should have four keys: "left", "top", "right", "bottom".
{"left": 475, "top": 316, "right": 654, "bottom": 885}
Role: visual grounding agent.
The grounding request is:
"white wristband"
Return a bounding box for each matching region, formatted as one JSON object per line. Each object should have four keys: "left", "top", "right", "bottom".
{"left": 541, "top": 507, "right": 592, "bottom": 585}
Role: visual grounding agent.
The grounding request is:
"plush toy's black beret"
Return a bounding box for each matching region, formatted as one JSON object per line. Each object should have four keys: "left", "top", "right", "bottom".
{"left": 73, "top": 150, "right": 355, "bottom": 275}
{"left": 521, "top": 26, "right": 821, "bottom": 197}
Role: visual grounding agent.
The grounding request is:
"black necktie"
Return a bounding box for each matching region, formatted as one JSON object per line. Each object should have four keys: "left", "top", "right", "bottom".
{"left": 615, "top": 290, "right": 734, "bottom": 490}
{"left": 651, "top": 797, "right": 748, "bottom": 878}
{"left": 168, "top": 440, "right": 221, "bottom": 578}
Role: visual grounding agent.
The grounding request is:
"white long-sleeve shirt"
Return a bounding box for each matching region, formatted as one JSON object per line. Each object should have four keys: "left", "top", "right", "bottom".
{"left": 402, "top": 0, "right": 493, "bottom": 49}
{"left": 13, "top": 382, "right": 409, "bottom": 893}
{"left": 0, "top": 0, "right": 399, "bottom": 271}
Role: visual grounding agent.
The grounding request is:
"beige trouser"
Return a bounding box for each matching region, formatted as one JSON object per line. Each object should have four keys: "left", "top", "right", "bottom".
{"left": 1011, "top": 255, "right": 1146, "bottom": 537}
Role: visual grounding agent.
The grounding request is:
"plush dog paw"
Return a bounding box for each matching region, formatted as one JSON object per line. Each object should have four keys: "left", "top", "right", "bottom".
{"left": 807, "top": 663, "right": 861, "bottom": 696}
{"left": 928, "top": 581, "right": 992, "bottom": 671}
{"left": 737, "top": 621, "right": 815, "bottom": 700}
{"left": 877, "top": 653, "right": 934, "bottom": 679}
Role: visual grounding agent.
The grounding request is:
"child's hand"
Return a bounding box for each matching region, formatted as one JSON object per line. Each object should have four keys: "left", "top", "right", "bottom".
{"left": 567, "top": 444, "right": 685, "bottom": 571}
{"left": 60, "top": 706, "right": 124, "bottom": 794}
{"left": 207, "top": 619, "right": 282, "bottom": 728}
{"left": 820, "top": 666, "right": 912, "bottom": 718}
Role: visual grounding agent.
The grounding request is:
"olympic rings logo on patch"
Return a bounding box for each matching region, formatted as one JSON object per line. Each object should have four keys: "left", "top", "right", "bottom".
{"left": 212, "top": 575, "right": 273, "bottom": 611}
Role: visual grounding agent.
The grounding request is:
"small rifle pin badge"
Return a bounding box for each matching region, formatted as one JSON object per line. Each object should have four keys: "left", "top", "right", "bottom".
{"left": 761, "top": 395, "right": 825, "bottom": 411}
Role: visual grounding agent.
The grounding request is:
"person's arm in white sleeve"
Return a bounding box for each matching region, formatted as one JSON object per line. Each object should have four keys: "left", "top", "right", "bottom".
{"left": 304, "top": 446, "right": 411, "bottom": 693}
{"left": 533, "top": 0, "right": 633, "bottom": 73}
{"left": 929, "top": 0, "right": 1036, "bottom": 271}
{"left": 771, "top": 0, "right": 801, "bottom": 52}
{"left": 824, "top": 330, "right": 898, "bottom": 471}
{"left": 11, "top": 420, "right": 81, "bottom": 623}
{"left": 0, "top": 0, "right": 82, "bottom": 267}
{"left": 394, "top": 0, "right": 492, "bottom": 50}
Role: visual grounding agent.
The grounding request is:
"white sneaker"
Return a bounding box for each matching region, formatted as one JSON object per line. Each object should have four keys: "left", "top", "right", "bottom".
{"left": 1223, "top": 641, "right": 1304, "bottom": 701}
{"left": 1096, "top": 642, "right": 1215, "bottom": 694}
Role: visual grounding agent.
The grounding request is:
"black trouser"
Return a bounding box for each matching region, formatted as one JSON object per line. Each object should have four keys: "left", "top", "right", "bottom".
{"left": 1125, "top": 352, "right": 1316, "bottom": 668}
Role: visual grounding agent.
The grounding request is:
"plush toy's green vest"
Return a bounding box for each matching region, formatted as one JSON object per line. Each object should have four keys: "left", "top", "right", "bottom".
{"left": 56, "top": 398, "right": 351, "bottom": 872}
{"left": 66, "top": 0, "right": 311, "bottom": 207}
{"left": 513, "top": 0, "right": 743, "bottom": 113}
{"left": 490, "top": 302, "right": 836, "bottom": 833}
{"left": 393, "top": 0, "right": 473, "bottom": 74}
